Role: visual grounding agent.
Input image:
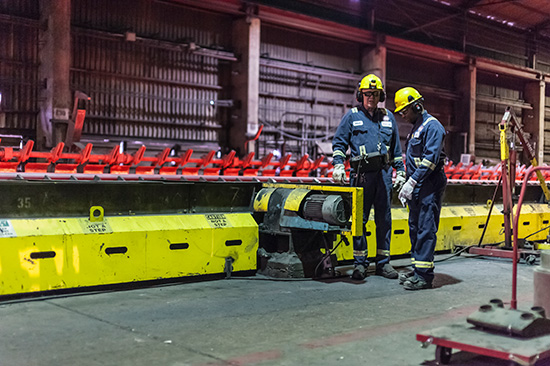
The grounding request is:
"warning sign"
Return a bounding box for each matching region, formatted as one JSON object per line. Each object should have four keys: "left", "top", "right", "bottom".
{"left": 80, "top": 220, "right": 113, "bottom": 234}
{"left": 205, "top": 214, "right": 231, "bottom": 228}
{"left": 0, "top": 220, "right": 16, "bottom": 237}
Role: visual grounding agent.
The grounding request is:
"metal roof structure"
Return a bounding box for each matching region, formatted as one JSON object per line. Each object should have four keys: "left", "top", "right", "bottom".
{"left": 292, "top": 0, "right": 550, "bottom": 32}
{"left": 432, "top": 0, "right": 550, "bottom": 37}
{"left": 283, "top": 0, "right": 550, "bottom": 38}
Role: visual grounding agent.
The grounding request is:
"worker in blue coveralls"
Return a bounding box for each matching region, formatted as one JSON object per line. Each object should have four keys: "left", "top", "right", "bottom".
{"left": 395, "top": 87, "right": 447, "bottom": 290}
{"left": 332, "top": 74, "right": 406, "bottom": 281}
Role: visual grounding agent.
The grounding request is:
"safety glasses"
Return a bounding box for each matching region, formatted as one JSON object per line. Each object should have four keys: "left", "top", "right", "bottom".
{"left": 362, "top": 91, "right": 380, "bottom": 98}
{"left": 398, "top": 106, "right": 410, "bottom": 116}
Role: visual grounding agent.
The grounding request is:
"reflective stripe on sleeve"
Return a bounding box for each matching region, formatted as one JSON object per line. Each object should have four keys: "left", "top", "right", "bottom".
{"left": 414, "top": 158, "right": 421, "bottom": 167}
{"left": 421, "top": 158, "right": 436, "bottom": 170}
{"left": 359, "top": 145, "right": 366, "bottom": 155}
{"left": 333, "top": 150, "right": 346, "bottom": 158}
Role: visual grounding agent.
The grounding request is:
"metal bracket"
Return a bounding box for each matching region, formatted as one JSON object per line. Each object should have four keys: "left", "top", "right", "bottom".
{"left": 225, "top": 257, "right": 234, "bottom": 279}
{"left": 89, "top": 206, "right": 104, "bottom": 222}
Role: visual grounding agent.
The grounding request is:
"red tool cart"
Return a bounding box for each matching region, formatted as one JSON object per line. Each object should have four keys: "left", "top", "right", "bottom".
{"left": 417, "top": 166, "right": 550, "bottom": 366}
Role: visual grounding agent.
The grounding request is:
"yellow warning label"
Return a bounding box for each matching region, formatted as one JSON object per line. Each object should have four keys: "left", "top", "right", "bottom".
{"left": 80, "top": 219, "right": 113, "bottom": 234}
{"left": 205, "top": 214, "right": 232, "bottom": 228}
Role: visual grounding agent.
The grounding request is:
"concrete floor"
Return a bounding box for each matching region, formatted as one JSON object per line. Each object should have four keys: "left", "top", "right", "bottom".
{"left": 0, "top": 254, "right": 547, "bottom": 366}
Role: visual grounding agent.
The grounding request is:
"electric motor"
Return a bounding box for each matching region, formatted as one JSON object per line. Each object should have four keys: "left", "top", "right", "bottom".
{"left": 302, "top": 194, "right": 350, "bottom": 226}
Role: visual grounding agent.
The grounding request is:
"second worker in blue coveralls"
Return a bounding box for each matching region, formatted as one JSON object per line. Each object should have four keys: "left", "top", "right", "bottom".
{"left": 395, "top": 87, "right": 447, "bottom": 290}
{"left": 332, "top": 74, "right": 406, "bottom": 281}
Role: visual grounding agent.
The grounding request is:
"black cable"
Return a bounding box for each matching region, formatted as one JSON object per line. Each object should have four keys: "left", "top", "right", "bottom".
{"left": 433, "top": 245, "right": 478, "bottom": 263}
{"left": 523, "top": 224, "right": 550, "bottom": 240}
{"left": 478, "top": 174, "right": 502, "bottom": 246}
{"left": 314, "top": 235, "right": 345, "bottom": 278}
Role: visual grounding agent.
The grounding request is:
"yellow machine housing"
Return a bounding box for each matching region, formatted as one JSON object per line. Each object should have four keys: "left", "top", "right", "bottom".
{"left": 253, "top": 183, "right": 362, "bottom": 278}
{"left": 0, "top": 210, "right": 258, "bottom": 296}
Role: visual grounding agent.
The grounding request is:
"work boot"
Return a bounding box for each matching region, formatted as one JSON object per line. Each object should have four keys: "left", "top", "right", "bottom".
{"left": 398, "top": 270, "right": 415, "bottom": 285}
{"left": 351, "top": 264, "right": 367, "bottom": 280}
{"left": 375, "top": 263, "right": 398, "bottom": 279}
{"left": 403, "top": 274, "right": 432, "bottom": 290}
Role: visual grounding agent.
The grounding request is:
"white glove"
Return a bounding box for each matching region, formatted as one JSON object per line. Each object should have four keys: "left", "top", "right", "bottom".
{"left": 332, "top": 164, "right": 347, "bottom": 185}
{"left": 398, "top": 178, "right": 417, "bottom": 207}
{"left": 393, "top": 170, "right": 406, "bottom": 192}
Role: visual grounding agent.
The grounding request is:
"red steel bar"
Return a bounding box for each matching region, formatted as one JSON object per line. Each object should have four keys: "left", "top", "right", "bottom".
{"left": 512, "top": 165, "right": 550, "bottom": 309}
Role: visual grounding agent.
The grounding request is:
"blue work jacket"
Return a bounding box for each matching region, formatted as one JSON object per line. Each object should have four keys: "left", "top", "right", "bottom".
{"left": 405, "top": 111, "right": 446, "bottom": 184}
{"left": 332, "top": 106, "right": 404, "bottom": 173}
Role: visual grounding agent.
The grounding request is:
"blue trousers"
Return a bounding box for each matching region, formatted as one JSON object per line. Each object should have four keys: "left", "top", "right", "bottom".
{"left": 408, "top": 170, "right": 446, "bottom": 282}
{"left": 351, "top": 166, "right": 393, "bottom": 267}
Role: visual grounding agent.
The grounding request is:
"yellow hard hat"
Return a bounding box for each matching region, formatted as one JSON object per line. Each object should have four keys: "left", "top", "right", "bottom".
{"left": 357, "top": 74, "right": 385, "bottom": 102}
{"left": 358, "top": 74, "right": 384, "bottom": 91}
{"left": 394, "top": 87, "right": 423, "bottom": 112}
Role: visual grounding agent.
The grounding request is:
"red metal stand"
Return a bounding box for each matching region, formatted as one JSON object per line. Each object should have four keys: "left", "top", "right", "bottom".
{"left": 417, "top": 166, "right": 550, "bottom": 365}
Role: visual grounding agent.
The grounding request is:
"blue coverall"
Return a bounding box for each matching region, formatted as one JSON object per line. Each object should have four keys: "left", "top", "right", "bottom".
{"left": 405, "top": 110, "right": 447, "bottom": 283}
{"left": 332, "top": 105, "right": 405, "bottom": 268}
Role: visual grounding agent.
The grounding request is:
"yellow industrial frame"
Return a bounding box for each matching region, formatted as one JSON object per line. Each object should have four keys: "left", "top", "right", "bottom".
{"left": 261, "top": 182, "right": 363, "bottom": 236}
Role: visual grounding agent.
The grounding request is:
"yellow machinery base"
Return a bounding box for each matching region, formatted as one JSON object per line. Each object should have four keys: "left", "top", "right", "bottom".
{"left": 0, "top": 212, "right": 258, "bottom": 296}
{"left": 334, "top": 203, "right": 550, "bottom": 262}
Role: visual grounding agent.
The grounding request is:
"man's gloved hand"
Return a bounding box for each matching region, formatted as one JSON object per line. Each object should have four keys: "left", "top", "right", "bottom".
{"left": 393, "top": 170, "right": 406, "bottom": 192}
{"left": 332, "top": 164, "right": 347, "bottom": 185}
{"left": 398, "top": 177, "right": 417, "bottom": 207}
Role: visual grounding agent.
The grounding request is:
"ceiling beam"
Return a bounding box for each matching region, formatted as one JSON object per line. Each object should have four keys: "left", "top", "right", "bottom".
{"left": 401, "top": 13, "right": 461, "bottom": 35}
{"left": 388, "top": 0, "right": 434, "bottom": 41}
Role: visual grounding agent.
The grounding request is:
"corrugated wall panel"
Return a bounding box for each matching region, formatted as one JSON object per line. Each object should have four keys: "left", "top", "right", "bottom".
{"left": 465, "top": 19, "right": 528, "bottom": 66}
{"left": 537, "top": 39, "right": 550, "bottom": 74}
{"left": 0, "top": 3, "right": 39, "bottom": 139}
{"left": 0, "top": 0, "right": 38, "bottom": 17}
{"left": 71, "top": 0, "right": 232, "bottom": 149}
{"left": 475, "top": 78, "right": 524, "bottom": 161}
{"left": 386, "top": 53, "right": 457, "bottom": 160}
{"left": 259, "top": 25, "right": 360, "bottom": 157}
